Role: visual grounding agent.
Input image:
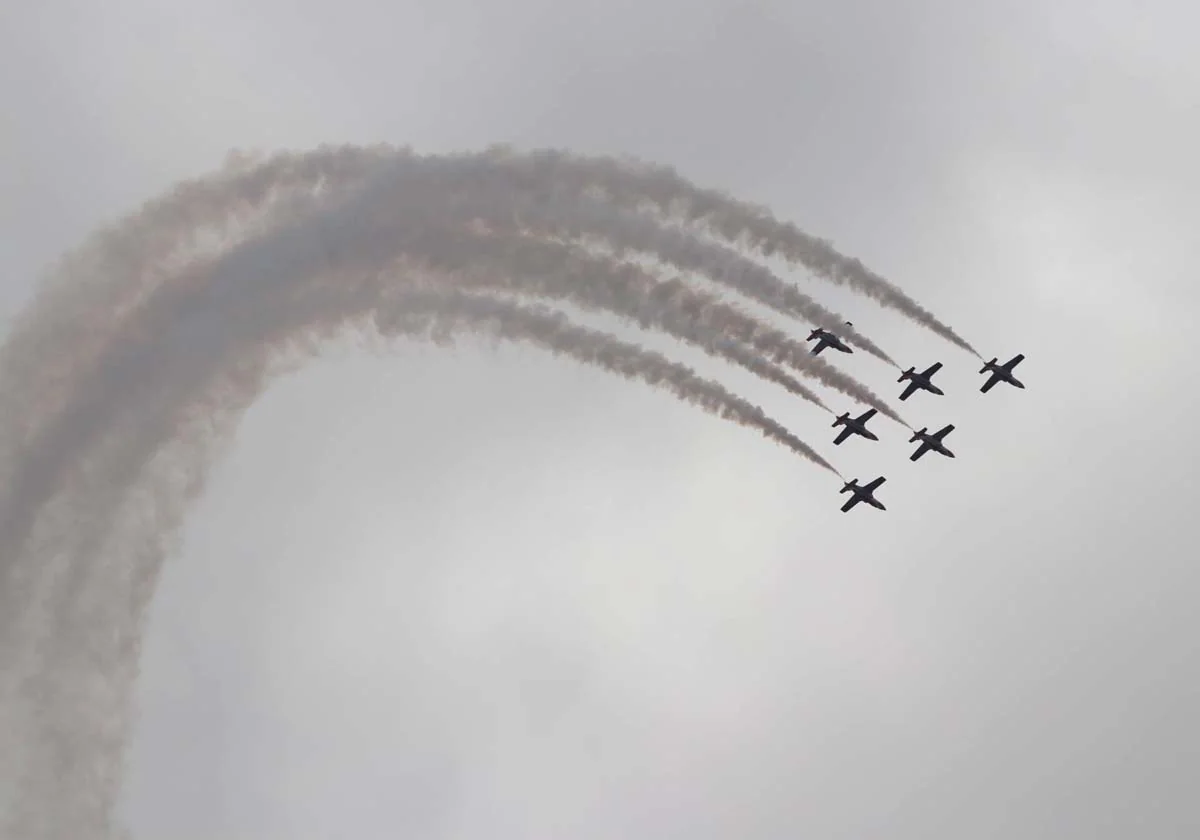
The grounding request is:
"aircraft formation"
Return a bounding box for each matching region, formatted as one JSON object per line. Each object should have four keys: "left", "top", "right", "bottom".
{"left": 806, "top": 325, "right": 1026, "bottom": 513}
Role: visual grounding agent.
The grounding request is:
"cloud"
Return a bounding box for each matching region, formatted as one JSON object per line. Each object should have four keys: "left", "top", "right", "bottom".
{"left": 2, "top": 0, "right": 1198, "bottom": 838}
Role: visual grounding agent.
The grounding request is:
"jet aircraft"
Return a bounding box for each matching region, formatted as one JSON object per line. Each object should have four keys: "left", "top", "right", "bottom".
{"left": 806, "top": 321, "right": 854, "bottom": 356}
{"left": 897, "top": 362, "right": 944, "bottom": 401}
{"left": 909, "top": 424, "right": 956, "bottom": 461}
{"left": 831, "top": 408, "right": 879, "bottom": 445}
{"left": 980, "top": 354, "right": 1025, "bottom": 393}
{"left": 839, "top": 476, "right": 887, "bottom": 513}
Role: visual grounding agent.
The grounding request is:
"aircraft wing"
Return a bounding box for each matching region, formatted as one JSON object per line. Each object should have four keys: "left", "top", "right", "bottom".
{"left": 833, "top": 426, "right": 854, "bottom": 445}
{"left": 1004, "top": 354, "right": 1025, "bottom": 371}
{"left": 980, "top": 374, "right": 1000, "bottom": 393}
{"left": 862, "top": 476, "right": 886, "bottom": 493}
{"left": 899, "top": 380, "right": 920, "bottom": 401}
{"left": 910, "top": 444, "right": 930, "bottom": 461}
{"left": 921, "top": 362, "right": 943, "bottom": 378}
{"left": 855, "top": 408, "right": 877, "bottom": 424}
{"left": 840, "top": 495, "right": 861, "bottom": 513}
{"left": 810, "top": 338, "right": 829, "bottom": 355}
{"left": 933, "top": 424, "right": 955, "bottom": 440}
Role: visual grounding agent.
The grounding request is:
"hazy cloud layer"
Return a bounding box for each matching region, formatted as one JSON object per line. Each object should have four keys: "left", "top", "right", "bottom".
{"left": 2, "top": 0, "right": 1199, "bottom": 838}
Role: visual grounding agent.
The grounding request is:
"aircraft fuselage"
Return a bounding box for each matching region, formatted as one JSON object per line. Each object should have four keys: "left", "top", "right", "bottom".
{"left": 908, "top": 425, "right": 956, "bottom": 461}
{"left": 920, "top": 438, "right": 954, "bottom": 457}
{"left": 902, "top": 374, "right": 942, "bottom": 394}
{"left": 807, "top": 324, "right": 854, "bottom": 356}
{"left": 840, "top": 480, "right": 886, "bottom": 511}
{"left": 986, "top": 367, "right": 1025, "bottom": 388}
{"left": 835, "top": 417, "right": 878, "bottom": 441}
{"left": 980, "top": 354, "right": 1026, "bottom": 392}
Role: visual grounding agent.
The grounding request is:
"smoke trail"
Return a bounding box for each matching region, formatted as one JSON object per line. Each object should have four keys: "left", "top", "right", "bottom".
{"left": 466, "top": 147, "right": 981, "bottom": 356}
{"left": 0, "top": 136, "right": 937, "bottom": 437}
{"left": 420, "top": 230, "right": 901, "bottom": 423}
{"left": 295, "top": 188, "right": 835, "bottom": 413}
{"left": 0, "top": 179, "right": 859, "bottom": 572}
{"left": 361, "top": 157, "right": 896, "bottom": 364}
{"left": 3, "top": 274, "right": 841, "bottom": 839}
{"left": 334, "top": 201, "right": 903, "bottom": 425}
{"left": 0, "top": 142, "right": 961, "bottom": 837}
{"left": 0, "top": 145, "right": 394, "bottom": 522}
{"left": 4, "top": 147, "right": 888, "bottom": 691}
{"left": 260, "top": 145, "right": 905, "bottom": 363}
{"left": 257, "top": 173, "right": 901, "bottom": 423}
{"left": 515, "top": 195, "right": 898, "bottom": 364}
{"left": 0, "top": 188, "right": 848, "bottom": 725}
{"left": 214, "top": 146, "right": 895, "bottom": 363}
{"left": 0, "top": 142, "right": 905, "bottom": 484}
{"left": 304, "top": 144, "right": 972, "bottom": 359}
{"left": 387, "top": 288, "right": 839, "bottom": 471}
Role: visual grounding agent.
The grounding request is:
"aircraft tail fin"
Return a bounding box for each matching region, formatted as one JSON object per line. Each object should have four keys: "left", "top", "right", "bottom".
{"left": 979, "top": 358, "right": 996, "bottom": 374}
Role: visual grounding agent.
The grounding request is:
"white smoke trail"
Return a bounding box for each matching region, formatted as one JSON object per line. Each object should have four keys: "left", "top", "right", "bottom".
{"left": 0, "top": 142, "right": 966, "bottom": 838}
{"left": 2, "top": 278, "right": 839, "bottom": 838}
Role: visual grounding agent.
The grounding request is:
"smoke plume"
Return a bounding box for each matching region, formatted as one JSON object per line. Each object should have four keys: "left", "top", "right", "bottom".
{"left": 0, "top": 144, "right": 970, "bottom": 838}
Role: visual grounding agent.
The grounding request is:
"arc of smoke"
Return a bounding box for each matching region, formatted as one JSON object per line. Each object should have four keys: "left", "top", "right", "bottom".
{"left": 384, "top": 226, "right": 832, "bottom": 414}
{"left": 308, "top": 144, "right": 972, "bottom": 359}
{"left": 0, "top": 141, "right": 965, "bottom": 838}
{"left": 519, "top": 195, "right": 898, "bottom": 365}
{"left": 315, "top": 188, "right": 904, "bottom": 425}
{"left": 0, "top": 192, "right": 852, "bottom": 570}
{"left": 265, "top": 174, "right": 900, "bottom": 423}
{"left": 380, "top": 286, "right": 841, "bottom": 474}
{"left": 0, "top": 142, "right": 927, "bottom": 471}
{"left": 0, "top": 146, "right": 396, "bottom": 474}
{"left": 207, "top": 146, "right": 897, "bottom": 363}
{"left": 3, "top": 272, "right": 844, "bottom": 837}
{"left": 359, "top": 156, "right": 896, "bottom": 364}
{"left": 422, "top": 230, "right": 901, "bottom": 423}
{"left": 464, "top": 146, "right": 981, "bottom": 356}
{"left": 0, "top": 144, "right": 829, "bottom": 475}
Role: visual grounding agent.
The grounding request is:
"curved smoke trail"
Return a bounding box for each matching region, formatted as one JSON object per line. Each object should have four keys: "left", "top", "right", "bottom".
{"left": 199, "top": 146, "right": 900, "bottom": 363}
{"left": 465, "top": 146, "right": 981, "bottom": 357}
{"left": 289, "top": 180, "right": 899, "bottom": 421}
{"left": 0, "top": 189, "right": 834, "bottom": 837}
{"left": 0, "top": 144, "right": 968, "bottom": 838}
{"left": 0, "top": 275, "right": 836, "bottom": 839}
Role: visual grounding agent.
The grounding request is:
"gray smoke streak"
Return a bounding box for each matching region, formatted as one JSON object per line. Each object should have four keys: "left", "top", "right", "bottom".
{"left": 421, "top": 234, "right": 899, "bottom": 422}
{"left": 0, "top": 188, "right": 847, "bottom": 838}
{"left": 352, "top": 156, "right": 896, "bottom": 364}
{"left": 0, "top": 142, "right": 909, "bottom": 501}
{"left": 270, "top": 172, "right": 899, "bottom": 422}
{"left": 512, "top": 195, "right": 898, "bottom": 365}
{"left": 0, "top": 143, "right": 960, "bottom": 839}
{"left": 465, "top": 147, "right": 981, "bottom": 356}
{"left": 183, "top": 146, "right": 898, "bottom": 363}
{"left": 3, "top": 276, "right": 839, "bottom": 839}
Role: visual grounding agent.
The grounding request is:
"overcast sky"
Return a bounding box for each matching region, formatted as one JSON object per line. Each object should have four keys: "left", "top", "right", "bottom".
{"left": 3, "top": 0, "right": 1199, "bottom": 838}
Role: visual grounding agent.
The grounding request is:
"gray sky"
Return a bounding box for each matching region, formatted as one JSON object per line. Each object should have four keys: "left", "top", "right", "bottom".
{"left": 3, "top": 0, "right": 1199, "bottom": 838}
